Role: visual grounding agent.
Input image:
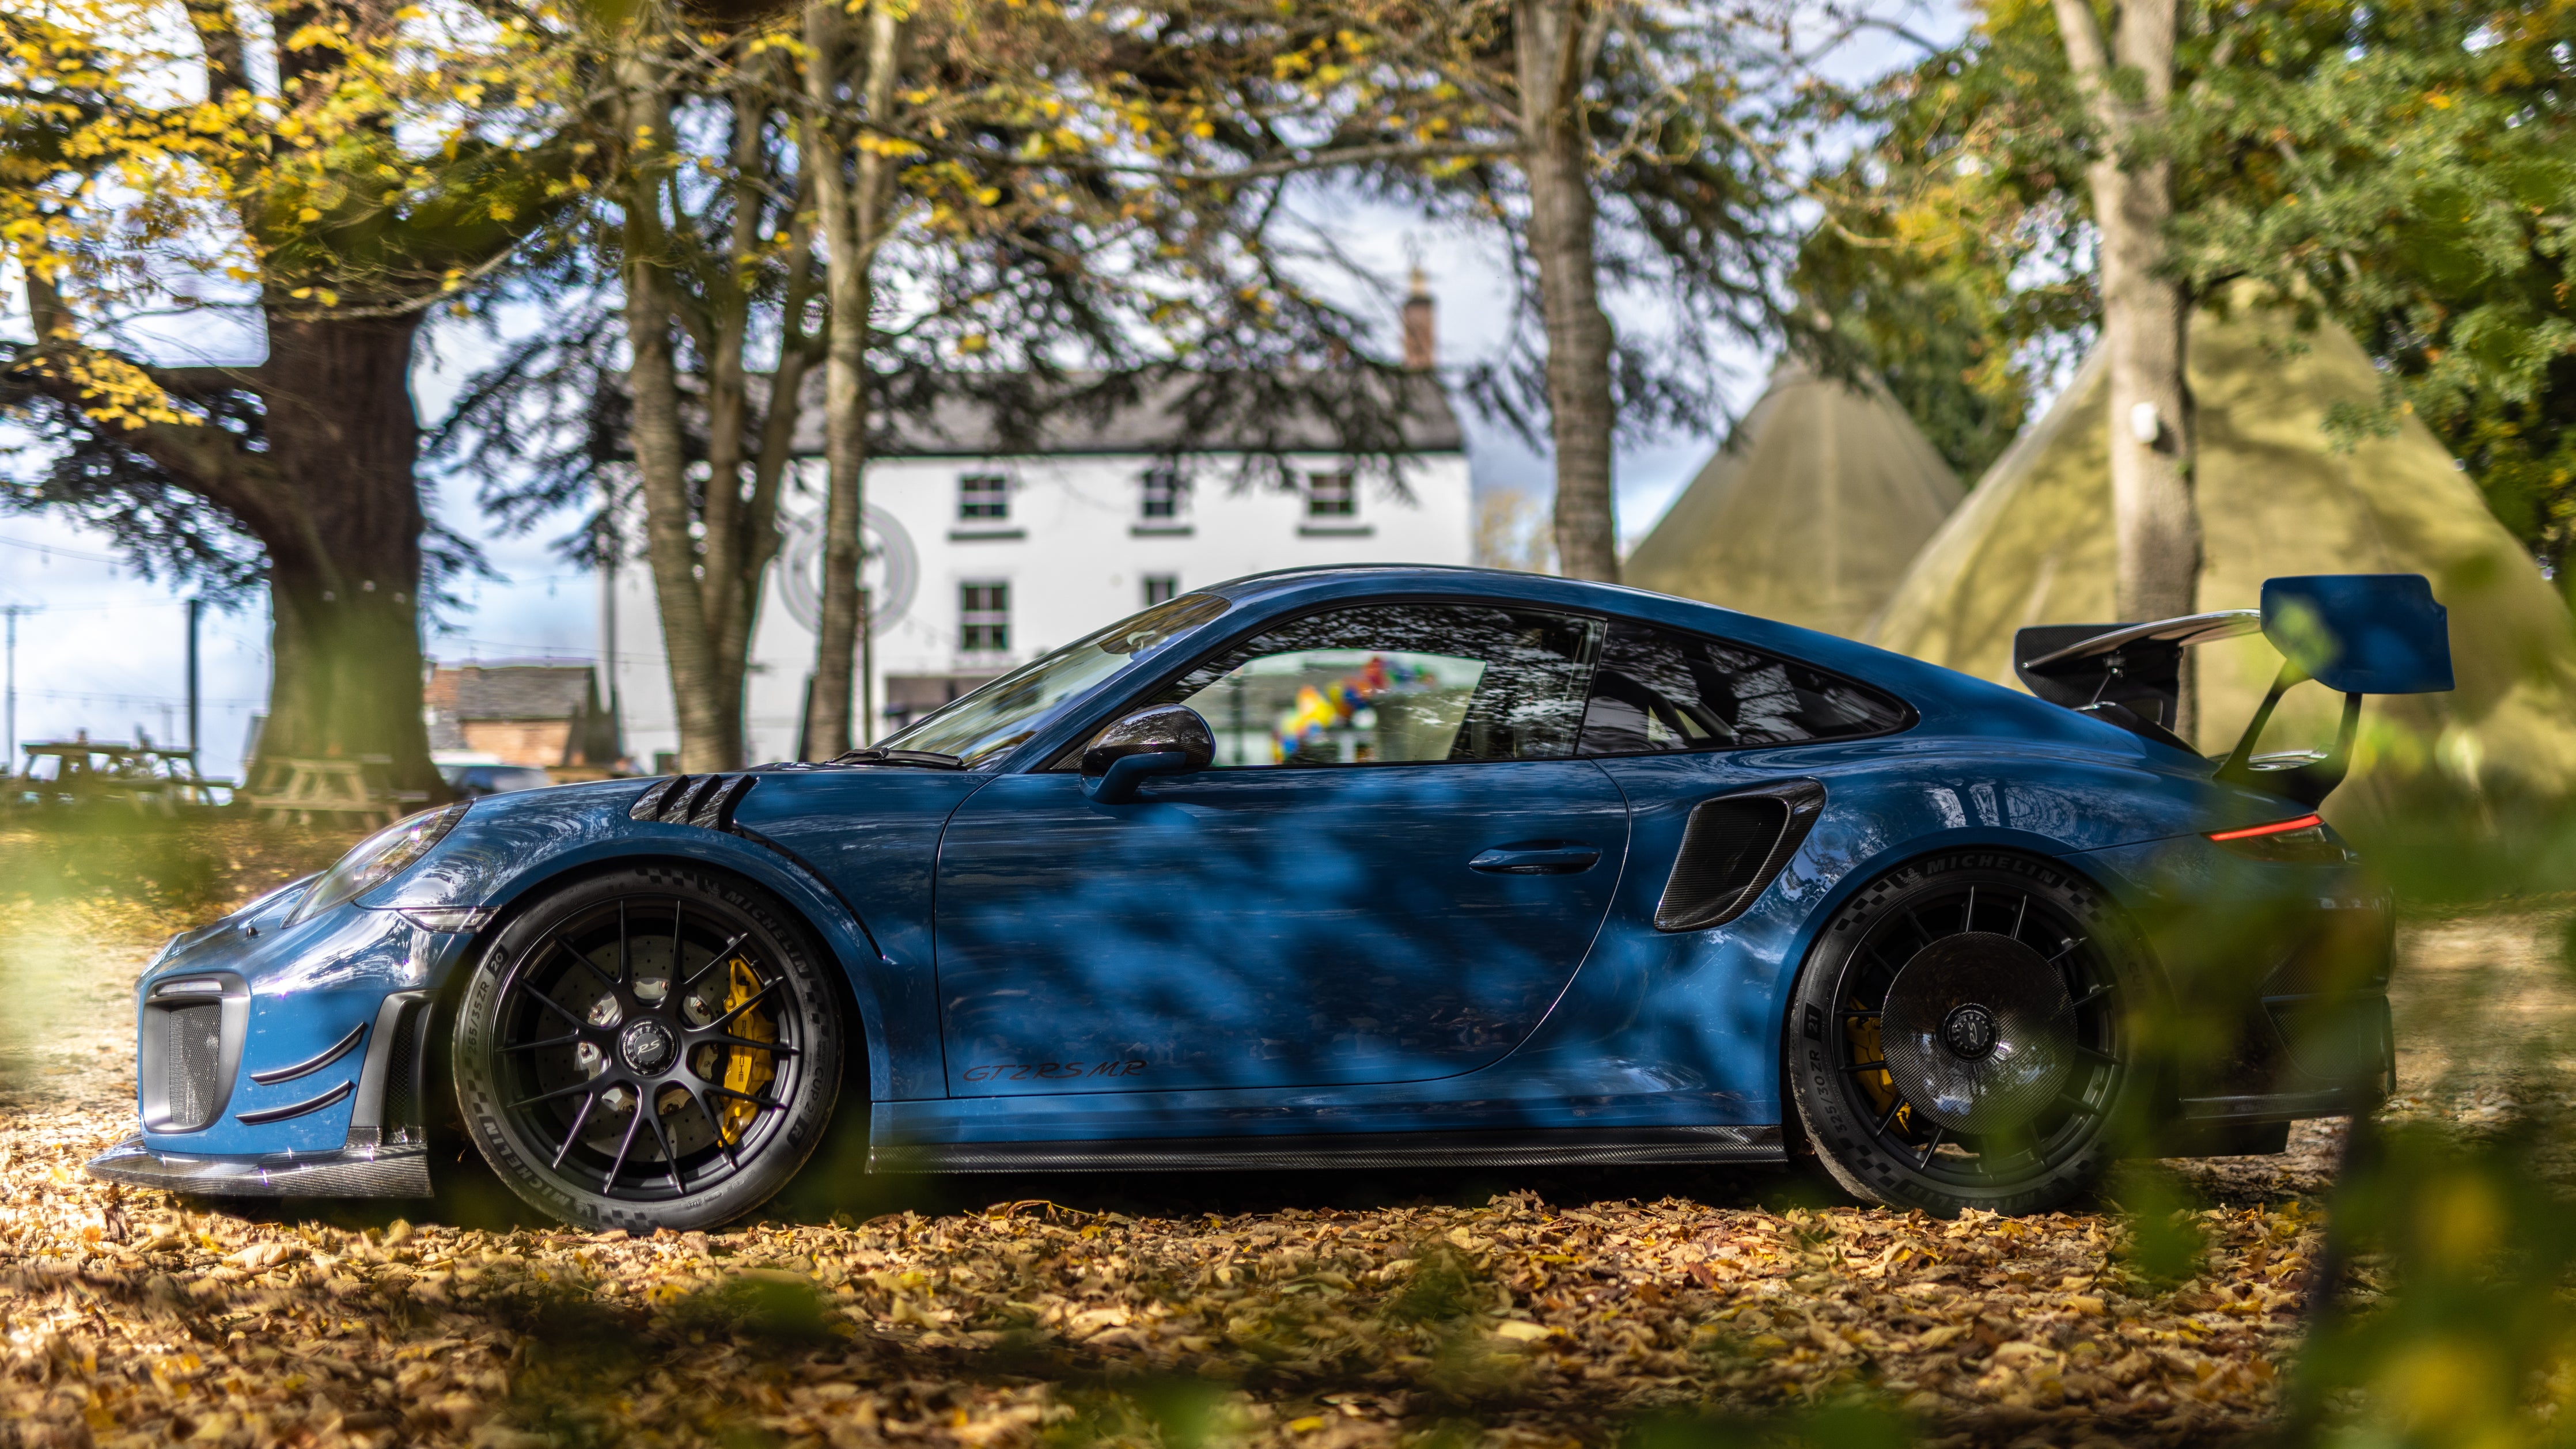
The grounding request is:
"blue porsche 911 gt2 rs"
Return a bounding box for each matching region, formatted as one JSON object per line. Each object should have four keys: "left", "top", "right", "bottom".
{"left": 89, "top": 564, "right": 2451, "bottom": 1227}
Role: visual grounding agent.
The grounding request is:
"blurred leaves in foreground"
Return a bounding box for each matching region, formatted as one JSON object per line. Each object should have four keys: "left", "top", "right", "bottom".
{"left": 0, "top": 813, "right": 357, "bottom": 942}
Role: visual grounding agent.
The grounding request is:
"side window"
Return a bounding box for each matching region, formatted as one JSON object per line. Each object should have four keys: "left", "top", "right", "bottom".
{"left": 1148, "top": 603, "right": 1603, "bottom": 767}
{"left": 1577, "top": 620, "right": 1910, "bottom": 755}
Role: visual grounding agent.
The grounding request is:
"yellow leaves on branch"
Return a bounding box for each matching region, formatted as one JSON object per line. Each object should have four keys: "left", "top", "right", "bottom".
{"left": 4, "top": 0, "right": 579, "bottom": 316}
{"left": 34, "top": 350, "right": 191, "bottom": 432}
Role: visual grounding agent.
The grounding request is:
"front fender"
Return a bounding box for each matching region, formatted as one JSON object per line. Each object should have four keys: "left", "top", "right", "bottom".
{"left": 365, "top": 787, "right": 905, "bottom": 1105}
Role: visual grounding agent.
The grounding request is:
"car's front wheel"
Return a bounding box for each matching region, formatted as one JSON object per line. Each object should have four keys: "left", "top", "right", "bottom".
{"left": 1784, "top": 851, "right": 2150, "bottom": 1216}
{"left": 453, "top": 865, "right": 846, "bottom": 1231}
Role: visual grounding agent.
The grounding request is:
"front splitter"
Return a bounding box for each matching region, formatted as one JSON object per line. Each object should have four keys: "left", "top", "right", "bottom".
{"left": 86, "top": 1134, "right": 431, "bottom": 1198}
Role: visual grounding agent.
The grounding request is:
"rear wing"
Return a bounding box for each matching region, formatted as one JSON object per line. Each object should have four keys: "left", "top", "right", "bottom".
{"left": 2014, "top": 574, "right": 2454, "bottom": 805}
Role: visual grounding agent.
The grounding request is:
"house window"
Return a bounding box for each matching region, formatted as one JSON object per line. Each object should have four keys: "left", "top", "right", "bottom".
{"left": 960, "top": 582, "right": 1010, "bottom": 653}
{"left": 959, "top": 474, "right": 1009, "bottom": 521}
{"left": 1141, "top": 468, "right": 1189, "bottom": 519}
{"left": 1142, "top": 574, "right": 1179, "bottom": 606}
{"left": 1306, "top": 471, "right": 1357, "bottom": 518}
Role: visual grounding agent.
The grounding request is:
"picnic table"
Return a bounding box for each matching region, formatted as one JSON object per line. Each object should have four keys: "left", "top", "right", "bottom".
{"left": 9, "top": 739, "right": 233, "bottom": 813}
{"left": 239, "top": 755, "right": 428, "bottom": 828}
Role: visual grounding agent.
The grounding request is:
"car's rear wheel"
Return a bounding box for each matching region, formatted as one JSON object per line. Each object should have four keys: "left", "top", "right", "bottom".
{"left": 1784, "top": 851, "right": 2149, "bottom": 1217}
{"left": 453, "top": 865, "right": 845, "bottom": 1231}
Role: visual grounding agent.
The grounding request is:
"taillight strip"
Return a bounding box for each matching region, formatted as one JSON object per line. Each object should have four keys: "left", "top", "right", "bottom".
{"left": 2207, "top": 813, "right": 2325, "bottom": 842}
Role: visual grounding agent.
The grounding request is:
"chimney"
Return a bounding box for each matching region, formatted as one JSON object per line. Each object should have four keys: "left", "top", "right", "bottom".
{"left": 1401, "top": 267, "right": 1435, "bottom": 370}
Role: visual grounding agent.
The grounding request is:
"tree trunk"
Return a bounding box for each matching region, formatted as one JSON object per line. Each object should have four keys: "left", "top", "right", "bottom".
{"left": 619, "top": 47, "right": 745, "bottom": 772}
{"left": 2053, "top": 0, "right": 2201, "bottom": 733}
{"left": 800, "top": 0, "right": 901, "bottom": 758}
{"left": 246, "top": 313, "right": 440, "bottom": 796}
{"left": 1516, "top": 0, "right": 1620, "bottom": 583}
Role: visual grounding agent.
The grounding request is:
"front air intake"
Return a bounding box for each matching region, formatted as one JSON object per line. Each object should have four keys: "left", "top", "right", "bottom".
{"left": 163, "top": 1003, "right": 225, "bottom": 1131}
{"left": 1653, "top": 780, "right": 1827, "bottom": 932}
{"left": 381, "top": 999, "right": 427, "bottom": 1141}
{"left": 141, "top": 973, "right": 248, "bottom": 1132}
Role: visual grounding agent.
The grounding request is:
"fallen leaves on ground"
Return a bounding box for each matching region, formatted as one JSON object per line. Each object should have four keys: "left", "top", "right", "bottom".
{"left": 1, "top": 1101, "right": 2327, "bottom": 1449}
{"left": 2, "top": 848, "right": 2561, "bottom": 1448}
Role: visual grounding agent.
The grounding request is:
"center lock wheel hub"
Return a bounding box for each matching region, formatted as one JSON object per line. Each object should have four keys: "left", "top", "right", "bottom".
{"left": 619, "top": 1018, "right": 677, "bottom": 1075}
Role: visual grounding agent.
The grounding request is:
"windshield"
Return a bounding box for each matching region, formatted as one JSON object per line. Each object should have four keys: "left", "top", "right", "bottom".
{"left": 880, "top": 593, "right": 1232, "bottom": 766}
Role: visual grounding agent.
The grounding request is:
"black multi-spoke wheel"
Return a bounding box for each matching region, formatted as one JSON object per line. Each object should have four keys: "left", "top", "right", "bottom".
{"left": 453, "top": 867, "right": 846, "bottom": 1231}
{"left": 1785, "top": 851, "right": 2149, "bottom": 1216}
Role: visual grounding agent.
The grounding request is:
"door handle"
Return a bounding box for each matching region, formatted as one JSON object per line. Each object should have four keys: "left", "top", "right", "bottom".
{"left": 1470, "top": 843, "right": 1602, "bottom": 875}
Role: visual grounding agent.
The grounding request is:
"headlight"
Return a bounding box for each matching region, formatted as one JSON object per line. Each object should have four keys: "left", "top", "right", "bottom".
{"left": 287, "top": 803, "right": 471, "bottom": 925}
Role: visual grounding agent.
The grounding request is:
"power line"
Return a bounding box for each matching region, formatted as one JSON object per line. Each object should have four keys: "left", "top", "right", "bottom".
{"left": 0, "top": 599, "right": 196, "bottom": 613}
{"left": 434, "top": 637, "right": 608, "bottom": 659}
{"left": 0, "top": 534, "right": 126, "bottom": 566}
{"left": 20, "top": 688, "right": 260, "bottom": 708}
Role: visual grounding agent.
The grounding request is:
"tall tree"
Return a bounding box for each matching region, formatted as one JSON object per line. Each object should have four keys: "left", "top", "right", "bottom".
{"left": 614, "top": 26, "right": 821, "bottom": 772}
{"left": 2052, "top": 0, "right": 2199, "bottom": 646}
{"left": 1, "top": 0, "right": 590, "bottom": 794}
{"left": 797, "top": 0, "right": 903, "bottom": 759}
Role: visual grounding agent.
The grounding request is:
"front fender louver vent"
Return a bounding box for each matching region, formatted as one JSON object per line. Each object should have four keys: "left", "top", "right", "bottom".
{"left": 629, "top": 773, "right": 757, "bottom": 832}
{"left": 1654, "top": 780, "right": 1827, "bottom": 932}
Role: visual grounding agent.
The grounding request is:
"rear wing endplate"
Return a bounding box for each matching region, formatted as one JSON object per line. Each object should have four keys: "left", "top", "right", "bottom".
{"left": 2014, "top": 574, "right": 2454, "bottom": 806}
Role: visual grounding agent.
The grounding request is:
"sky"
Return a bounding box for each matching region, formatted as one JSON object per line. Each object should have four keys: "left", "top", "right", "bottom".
{"left": 0, "top": 0, "right": 1968, "bottom": 784}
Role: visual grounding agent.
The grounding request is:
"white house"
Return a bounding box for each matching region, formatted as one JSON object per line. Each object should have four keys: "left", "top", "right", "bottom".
{"left": 604, "top": 369, "right": 1472, "bottom": 769}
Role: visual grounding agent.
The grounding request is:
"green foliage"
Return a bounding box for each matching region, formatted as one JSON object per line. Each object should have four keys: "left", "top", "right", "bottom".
{"left": 1626, "top": 1401, "right": 1914, "bottom": 1449}
{"left": 1384, "top": 1241, "right": 1482, "bottom": 1325}
{"left": 2106, "top": 1167, "right": 2208, "bottom": 1289}
{"left": 670, "top": 1269, "right": 843, "bottom": 1343}
{"left": 2289, "top": 1119, "right": 2576, "bottom": 1445}
{"left": 1793, "top": 238, "right": 2039, "bottom": 483}
{"left": 1040, "top": 1380, "right": 1244, "bottom": 1449}
{"left": 2169, "top": 0, "right": 2576, "bottom": 575}
{"left": 1818, "top": 0, "right": 2575, "bottom": 552}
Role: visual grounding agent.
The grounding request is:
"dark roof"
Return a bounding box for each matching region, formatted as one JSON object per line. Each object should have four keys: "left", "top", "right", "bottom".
{"left": 428, "top": 666, "right": 598, "bottom": 722}
{"left": 780, "top": 369, "right": 1465, "bottom": 458}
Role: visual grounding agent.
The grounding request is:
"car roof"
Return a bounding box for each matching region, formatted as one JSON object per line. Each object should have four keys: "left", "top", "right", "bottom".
{"left": 1203, "top": 565, "right": 1904, "bottom": 680}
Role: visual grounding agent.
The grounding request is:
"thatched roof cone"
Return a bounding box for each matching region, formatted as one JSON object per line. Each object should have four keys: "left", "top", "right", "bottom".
{"left": 1626, "top": 363, "right": 1964, "bottom": 638}
{"left": 1867, "top": 295, "right": 2576, "bottom": 811}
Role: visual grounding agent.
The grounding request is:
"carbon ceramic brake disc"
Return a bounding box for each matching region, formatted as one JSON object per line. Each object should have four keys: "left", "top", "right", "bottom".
{"left": 1879, "top": 931, "right": 2075, "bottom": 1135}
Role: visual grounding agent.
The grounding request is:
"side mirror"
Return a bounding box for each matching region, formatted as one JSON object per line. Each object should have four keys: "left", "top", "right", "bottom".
{"left": 1081, "top": 704, "right": 1215, "bottom": 803}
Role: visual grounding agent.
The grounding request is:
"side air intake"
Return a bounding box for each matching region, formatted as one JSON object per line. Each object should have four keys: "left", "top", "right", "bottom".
{"left": 629, "top": 773, "right": 756, "bottom": 830}
{"left": 1653, "top": 780, "right": 1827, "bottom": 932}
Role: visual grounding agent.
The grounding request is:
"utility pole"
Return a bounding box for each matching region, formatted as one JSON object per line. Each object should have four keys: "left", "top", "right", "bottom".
{"left": 2, "top": 604, "right": 36, "bottom": 777}
{"left": 185, "top": 598, "right": 202, "bottom": 757}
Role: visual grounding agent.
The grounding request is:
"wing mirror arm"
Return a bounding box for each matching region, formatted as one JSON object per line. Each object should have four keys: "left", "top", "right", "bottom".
{"left": 1087, "top": 750, "right": 1199, "bottom": 804}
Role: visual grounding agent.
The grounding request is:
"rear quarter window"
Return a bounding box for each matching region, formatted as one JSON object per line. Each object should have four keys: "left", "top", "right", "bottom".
{"left": 1577, "top": 619, "right": 1912, "bottom": 755}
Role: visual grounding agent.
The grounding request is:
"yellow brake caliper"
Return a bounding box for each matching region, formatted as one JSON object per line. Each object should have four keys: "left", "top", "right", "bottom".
{"left": 1850, "top": 1008, "right": 1910, "bottom": 1135}
{"left": 719, "top": 957, "right": 776, "bottom": 1144}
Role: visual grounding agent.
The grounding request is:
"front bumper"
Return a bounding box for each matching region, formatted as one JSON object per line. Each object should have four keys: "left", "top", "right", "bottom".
{"left": 90, "top": 984, "right": 440, "bottom": 1197}
{"left": 86, "top": 1133, "right": 431, "bottom": 1197}
{"left": 90, "top": 889, "right": 468, "bottom": 1196}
